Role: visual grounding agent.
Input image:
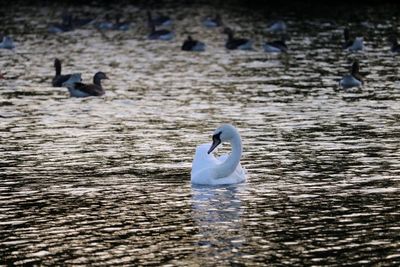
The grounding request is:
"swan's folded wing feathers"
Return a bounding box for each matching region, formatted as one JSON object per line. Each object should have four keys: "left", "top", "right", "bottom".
{"left": 193, "top": 144, "right": 219, "bottom": 162}
{"left": 216, "top": 154, "right": 228, "bottom": 163}
{"left": 191, "top": 144, "right": 220, "bottom": 174}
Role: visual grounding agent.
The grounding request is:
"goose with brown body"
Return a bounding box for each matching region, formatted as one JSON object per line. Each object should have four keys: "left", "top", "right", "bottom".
{"left": 181, "top": 36, "right": 205, "bottom": 51}
{"left": 147, "top": 10, "right": 172, "bottom": 27}
{"left": 263, "top": 38, "right": 288, "bottom": 53}
{"left": 63, "top": 72, "right": 108, "bottom": 97}
{"left": 48, "top": 14, "right": 74, "bottom": 33}
{"left": 202, "top": 14, "right": 222, "bottom": 28}
{"left": 223, "top": 27, "right": 252, "bottom": 50}
{"left": 96, "top": 14, "right": 130, "bottom": 31}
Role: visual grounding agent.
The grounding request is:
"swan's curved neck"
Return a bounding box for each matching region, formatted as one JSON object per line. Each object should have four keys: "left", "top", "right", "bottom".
{"left": 215, "top": 133, "right": 242, "bottom": 178}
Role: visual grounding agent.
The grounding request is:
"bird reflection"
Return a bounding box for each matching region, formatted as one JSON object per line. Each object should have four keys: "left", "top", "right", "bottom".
{"left": 191, "top": 185, "right": 246, "bottom": 255}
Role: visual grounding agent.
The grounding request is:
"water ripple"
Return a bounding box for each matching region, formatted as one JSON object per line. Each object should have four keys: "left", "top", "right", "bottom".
{"left": 0, "top": 3, "right": 399, "bottom": 266}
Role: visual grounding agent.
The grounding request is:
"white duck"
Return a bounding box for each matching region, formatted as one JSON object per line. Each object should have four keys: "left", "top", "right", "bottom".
{"left": 191, "top": 124, "right": 246, "bottom": 185}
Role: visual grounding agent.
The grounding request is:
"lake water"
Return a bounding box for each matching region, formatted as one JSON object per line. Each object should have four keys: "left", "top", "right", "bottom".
{"left": 0, "top": 3, "right": 399, "bottom": 266}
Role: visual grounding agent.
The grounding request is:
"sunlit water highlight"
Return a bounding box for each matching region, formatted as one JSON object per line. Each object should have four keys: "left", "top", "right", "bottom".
{"left": 0, "top": 3, "right": 399, "bottom": 266}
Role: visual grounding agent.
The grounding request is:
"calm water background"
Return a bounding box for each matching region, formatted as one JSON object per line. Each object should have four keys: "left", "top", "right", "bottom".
{"left": 1, "top": 2, "right": 399, "bottom": 266}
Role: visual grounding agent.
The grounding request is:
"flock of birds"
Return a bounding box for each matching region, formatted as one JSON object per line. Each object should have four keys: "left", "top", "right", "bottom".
{"left": 2, "top": 10, "right": 400, "bottom": 95}
{"left": 1, "top": 10, "right": 399, "bottom": 92}
{"left": 1, "top": 9, "right": 400, "bottom": 185}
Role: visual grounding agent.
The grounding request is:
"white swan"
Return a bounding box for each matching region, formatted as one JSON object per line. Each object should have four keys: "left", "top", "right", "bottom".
{"left": 191, "top": 124, "right": 246, "bottom": 185}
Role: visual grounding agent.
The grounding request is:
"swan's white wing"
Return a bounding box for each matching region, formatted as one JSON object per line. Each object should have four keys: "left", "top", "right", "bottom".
{"left": 191, "top": 143, "right": 246, "bottom": 185}
{"left": 216, "top": 154, "right": 228, "bottom": 163}
{"left": 211, "top": 163, "right": 246, "bottom": 185}
{"left": 191, "top": 143, "right": 219, "bottom": 173}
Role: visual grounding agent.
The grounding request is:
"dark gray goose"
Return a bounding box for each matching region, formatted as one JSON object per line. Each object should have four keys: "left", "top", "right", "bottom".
{"left": 147, "top": 10, "right": 172, "bottom": 27}
{"left": 62, "top": 72, "right": 108, "bottom": 97}
{"left": 181, "top": 36, "right": 205, "bottom": 51}
{"left": 223, "top": 27, "right": 252, "bottom": 50}
{"left": 202, "top": 14, "right": 222, "bottom": 28}
{"left": 263, "top": 38, "right": 288, "bottom": 53}
{"left": 148, "top": 24, "right": 174, "bottom": 40}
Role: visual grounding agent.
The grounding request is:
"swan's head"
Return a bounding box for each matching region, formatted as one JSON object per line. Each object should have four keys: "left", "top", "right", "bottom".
{"left": 207, "top": 124, "right": 238, "bottom": 154}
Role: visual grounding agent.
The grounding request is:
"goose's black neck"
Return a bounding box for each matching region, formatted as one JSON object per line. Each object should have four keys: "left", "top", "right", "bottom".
{"left": 147, "top": 11, "right": 153, "bottom": 24}
{"left": 344, "top": 28, "right": 350, "bottom": 42}
{"left": 227, "top": 31, "right": 233, "bottom": 41}
{"left": 351, "top": 61, "right": 360, "bottom": 75}
{"left": 93, "top": 76, "right": 102, "bottom": 87}
{"left": 54, "top": 59, "right": 61, "bottom": 76}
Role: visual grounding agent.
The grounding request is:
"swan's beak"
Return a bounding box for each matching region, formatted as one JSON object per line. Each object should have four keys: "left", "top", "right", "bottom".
{"left": 207, "top": 133, "right": 222, "bottom": 154}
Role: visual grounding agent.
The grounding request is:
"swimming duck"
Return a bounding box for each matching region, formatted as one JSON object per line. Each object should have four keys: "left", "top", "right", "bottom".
{"left": 339, "top": 60, "right": 363, "bottom": 89}
{"left": 48, "top": 14, "right": 74, "bottom": 33}
{"left": 388, "top": 35, "right": 400, "bottom": 53}
{"left": 148, "top": 24, "right": 174, "bottom": 40}
{"left": 48, "top": 13, "right": 77, "bottom": 33}
{"left": 113, "top": 14, "right": 130, "bottom": 31}
{"left": 0, "top": 36, "right": 15, "bottom": 49}
{"left": 181, "top": 36, "right": 205, "bottom": 51}
{"left": 96, "top": 14, "right": 114, "bottom": 30}
{"left": 223, "top": 27, "right": 252, "bottom": 50}
{"left": 266, "top": 20, "right": 287, "bottom": 33}
{"left": 263, "top": 38, "right": 288, "bottom": 53}
{"left": 71, "top": 14, "right": 94, "bottom": 28}
{"left": 191, "top": 124, "right": 246, "bottom": 185}
{"left": 147, "top": 11, "right": 172, "bottom": 27}
{"left": 62, "top": 72, "right": 108, "bottom": 97}
{"left": 202, "top": 14, "right": 222, "bottom": 28}
{"left": 52, "top": 58, "right": 82, "bottom": 87}
{"left": 96, "top": 14, "right": 130, "bottom": 31}
{"left": 48, "top": 23, "right": 73, "bottom": 33}
{"left": 342, "top": 28, "right": 364, "bottom": 51}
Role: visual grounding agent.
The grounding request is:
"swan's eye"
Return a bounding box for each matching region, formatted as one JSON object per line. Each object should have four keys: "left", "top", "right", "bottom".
{"left": 213, "top": 132, "right": 222, "bottom": 142}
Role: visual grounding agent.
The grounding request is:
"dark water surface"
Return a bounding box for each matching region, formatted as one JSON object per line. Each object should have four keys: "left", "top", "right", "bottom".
{"left": 0, "top": 3, "right": 399, "bottom": 266}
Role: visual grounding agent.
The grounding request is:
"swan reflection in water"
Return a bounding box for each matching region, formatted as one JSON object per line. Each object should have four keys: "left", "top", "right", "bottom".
{"left": 191, "top": 184, "right": 246, "bottom": 258}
